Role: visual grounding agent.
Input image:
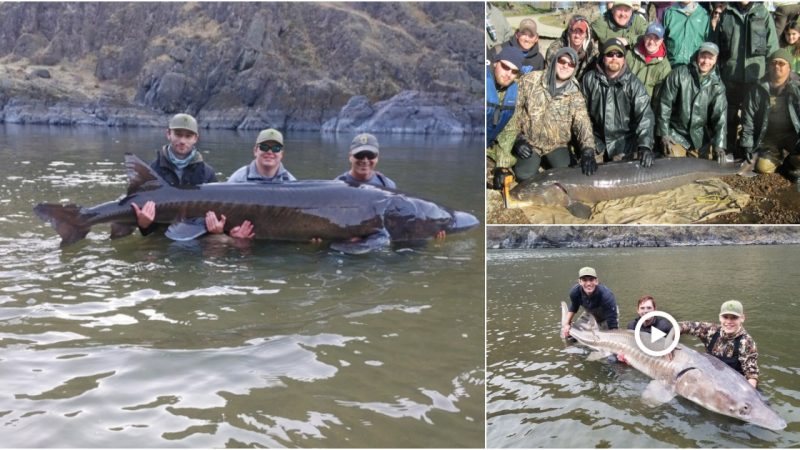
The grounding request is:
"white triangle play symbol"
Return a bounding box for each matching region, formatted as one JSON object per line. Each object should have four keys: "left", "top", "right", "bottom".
{"left": 651, "top": 327, "right": 666, "bottom": 343}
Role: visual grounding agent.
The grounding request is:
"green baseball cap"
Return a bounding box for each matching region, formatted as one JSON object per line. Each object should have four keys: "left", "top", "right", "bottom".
{"left": 256, "top": 128, "right": 284, "bottom": 145}
{"left": 719, "top": 300, "right": 744, "bottom": 317}
{"left": 578, "top": 267, "right": 597, "bottom": 278}
{"left": 168, "top": 113, "right": 198, "bottom": 134}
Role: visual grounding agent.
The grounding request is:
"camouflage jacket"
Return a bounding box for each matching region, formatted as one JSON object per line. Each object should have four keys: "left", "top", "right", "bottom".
{"left": 679, "top": 321, "right": 759, "bottom": 382}
{"left": 489, "top": 70, "right": 595, "bottom": 168}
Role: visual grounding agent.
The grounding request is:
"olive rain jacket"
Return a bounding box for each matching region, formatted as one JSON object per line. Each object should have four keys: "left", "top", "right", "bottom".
{"left": 580, "top": 62, "right": 655, "bottom": 160}
{"left": 591, "top": 10, "right": 647, "bottom": 48}
{"left": 711, "top": 3, "right": 779, "bottom": 83}
{"left": 655, "top": 61, "right": 727, "bottom": 151}
{"left": 546, "top": 29, "right": 599, "bottom": 81}
{"left": 740, "top": 72, "right": 800, "bottom": 150}
{"left": 663, "top": 3, "right": 710, "bottom": 66}
{"left": 625, "top": 39, "right": 672, "bottom": 98}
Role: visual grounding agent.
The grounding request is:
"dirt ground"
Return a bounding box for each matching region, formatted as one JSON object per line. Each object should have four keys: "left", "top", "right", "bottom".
{"left": 711, "top": 173, "right": 800, "bottom": 224}
{"left": 486, "top": 171, "right": 800, "bottom": 225}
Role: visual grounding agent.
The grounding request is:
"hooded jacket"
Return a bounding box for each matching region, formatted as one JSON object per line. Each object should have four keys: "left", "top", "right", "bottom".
{"left": 711, "top": 2, "right": 779, "bottom": 83}
{"left": 580, "top": 60, "right": 655, "bottom": 159}
{"left": 151, "top": 145, "right": 217, "bottom": 187}
{"left": 546, "top": 27, "right": 599, "bottom": 81}
{"left": 491, "top": 48, "right": 595, "bottom": 168}
{"left": 492, "top": 38, "right": 545, "bottom": 74}
{"left": 656, "top": 60, "right": 727, "bottom": 151}
{"left": 740, "top": 71, "right": 800, "bottom": 150}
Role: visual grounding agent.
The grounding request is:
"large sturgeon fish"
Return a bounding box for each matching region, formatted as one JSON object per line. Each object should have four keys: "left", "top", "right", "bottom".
{"left": 561, "top": 302, "right": 786, "bottom": 431}
{"left": 34, "top": 154, "right": 480, "bottom": 254}
{"left": 506, "top": 158, "right": 746, "bottom": 218}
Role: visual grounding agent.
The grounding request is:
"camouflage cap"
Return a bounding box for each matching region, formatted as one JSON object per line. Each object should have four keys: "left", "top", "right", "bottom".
{"left": 256, "top": 128, "right": 284, "bottom": 145}
{"left": 517, "top": 18, "right": 538, "bottom": 36}
{"left": 349, "top": 133, "right": 380, "bottom": 155}
{"left": 719, "top": 300, "right": 744, "bottom": 317}
{"left": 168, "top": 113, "right": 198, "bottom": 134}
{"left": 578, "top": 267, "right": 597, "bottom": 278}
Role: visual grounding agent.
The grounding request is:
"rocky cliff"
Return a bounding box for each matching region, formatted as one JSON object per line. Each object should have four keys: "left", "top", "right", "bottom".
{"left": 487, "top": 226, "right": 800, "bottom": 248}
{"left": 0, "top": 2, "right": 483, "bottom": 134}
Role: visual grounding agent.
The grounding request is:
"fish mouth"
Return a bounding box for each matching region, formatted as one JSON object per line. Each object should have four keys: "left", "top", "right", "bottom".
{"left": 451, "top": 211, "right": 480, "bottom": 232}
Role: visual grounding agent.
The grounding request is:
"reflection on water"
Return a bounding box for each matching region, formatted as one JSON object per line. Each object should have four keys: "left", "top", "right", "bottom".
{"left": 487, "top": 247, "right": 800, "bottom": 448}
{"left": 0, "top": 125, "right": 484, "bottom": 447}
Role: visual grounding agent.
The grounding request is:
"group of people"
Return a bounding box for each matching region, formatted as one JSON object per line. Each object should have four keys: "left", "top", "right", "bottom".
{"left": 133, "top": 113, "right": 396, "bottom": 240}
{"left": 561, "top": 266, "right": 760, "bottom": 388}
{"left": 486, "top": 1, "right": 800, "bottom": 189}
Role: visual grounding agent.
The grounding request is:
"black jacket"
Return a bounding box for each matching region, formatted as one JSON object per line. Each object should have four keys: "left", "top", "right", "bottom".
{"left": 580, "top": 63, "right": 655, "bottom": 159}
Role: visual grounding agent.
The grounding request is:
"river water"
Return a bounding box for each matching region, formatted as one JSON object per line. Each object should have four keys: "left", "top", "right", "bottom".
{"left": 0, "top": 124, "right": 484, "bottom": 447}
{"left": 487, "top": 245, "right": 800, "bottom": 448}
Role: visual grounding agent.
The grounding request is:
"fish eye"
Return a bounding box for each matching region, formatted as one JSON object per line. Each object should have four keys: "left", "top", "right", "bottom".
{"left": 739, "top": 404, "right": 751, "bottom": 416}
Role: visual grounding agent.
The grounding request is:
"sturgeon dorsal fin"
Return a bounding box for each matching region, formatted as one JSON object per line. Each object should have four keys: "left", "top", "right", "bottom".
{"left": 124, "top": 153, "right": 166, "bottom": 195}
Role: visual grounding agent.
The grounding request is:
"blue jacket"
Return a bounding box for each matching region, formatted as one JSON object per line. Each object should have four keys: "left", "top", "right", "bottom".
{"left": 486, "top": 66, "right": 518, "bottom": 147}
{"left": 568, "top": 283, "right": 619, "bottom": 329}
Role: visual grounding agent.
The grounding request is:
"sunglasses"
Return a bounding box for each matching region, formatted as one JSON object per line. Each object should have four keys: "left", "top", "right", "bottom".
{"left": 498, "top": 61, "right": 520, "bottom": 75}
{"left": 770, "top": 60, "right": 789, "bottom": 67}
{"left": 557, "top": 57, "right": 577, "bottom": 68}
{"left": 258, "top": 142, "right": 283, "bottom": 153}
{"left": 605, "top": 51, "right": 624, "bottom": 59}
{"left": 353, "top": 151, "right": 377, "bottom": 160}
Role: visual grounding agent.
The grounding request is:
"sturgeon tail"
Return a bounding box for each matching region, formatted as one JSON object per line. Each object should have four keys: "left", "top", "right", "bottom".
{"left": 33, "top": 203, "right": 91, "bottom": 246}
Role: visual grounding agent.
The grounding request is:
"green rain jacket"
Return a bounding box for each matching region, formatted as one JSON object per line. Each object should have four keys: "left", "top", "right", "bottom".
{"left": 711, "top": 3, "right": 779, "bottom": 83}
{"left": 663, "top": 4, "right": 710, "bottom": 66}
{"left": 626, "top": 40, "right": 672, "bottom": 98}
{"left": 580, "top": 62, "right": 655, "bottom": 159}
{"left": 740, "top": 72, "right": 800, "bottom": 150}
{"left": 591, "top": 11, "right": 647, "bottom": 48}
{"left": 656, "top": 61, "right": 727, "bottom": 151}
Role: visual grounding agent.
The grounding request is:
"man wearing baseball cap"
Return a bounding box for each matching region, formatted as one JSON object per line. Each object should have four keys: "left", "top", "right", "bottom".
{"left": 740, "top": 48, "right": 800, "bottom": 180}
{"left": 626, "top": 21, "right": 671, "bottom": 98}
{"left": 228, "top": 128, "right": 296, "bottom": 183}
{"left": 490, "top": 18, "right": 545, "bottom": 74}
{"left": 678, "top": 300, "right": 760, "bottom": 388}
{"left": 546, "top": 14, "right": 598, "bottom": 81}
{"left": 336, "top": 133, "right": 396, "bottom": 189}
{"left": 132, "top": 113, "right": 220, "bottom": 236}
{"left": 486, "top": 45, "right": 526, "bottom": 149}
{"left": 655, "top": 41, "right": 727, "bottom": 162}
{"left": 580, "top": 38, "right": 655, "bottom": 173}
{"left": 591, "top": 0, "right": 648, "bottom": 49}
{"left": 562, "top": 267, "right": 620, "bottom": 339}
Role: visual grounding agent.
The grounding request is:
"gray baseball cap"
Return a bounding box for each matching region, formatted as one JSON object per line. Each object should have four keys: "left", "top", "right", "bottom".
{"left": 168, "top": 113, "right": 198, "bottom": 134}
{"left": 350, "top": 133, "right": 380, "bottom": 155}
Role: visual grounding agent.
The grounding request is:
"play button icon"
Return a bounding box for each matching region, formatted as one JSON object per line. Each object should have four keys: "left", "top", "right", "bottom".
{"left": 634, "top": 311, "right": 680, "bottom": 357}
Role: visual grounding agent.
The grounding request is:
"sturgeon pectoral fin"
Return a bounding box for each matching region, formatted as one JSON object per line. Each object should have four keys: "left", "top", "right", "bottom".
{"left": 165, "top": 218, "right": 208, "bottom": 241}
{"left": 110, "top": 222, "right": 137, "bottom": 239}
{"left": 566, "top": 201, "right": 593, "bottom": 219}
{"left": 330, "top": 230, "right": 391, "bottom": 255}
{"left": 586, "top": 351, "right": 612, "bottom": 361}
{"left": 641, "top": 380, "right": 677, "bottom": 407}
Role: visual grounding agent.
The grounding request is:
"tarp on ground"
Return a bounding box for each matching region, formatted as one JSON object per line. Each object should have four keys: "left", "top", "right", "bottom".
{"left": 489, "top": 179, "right": 750, "bottom": 224}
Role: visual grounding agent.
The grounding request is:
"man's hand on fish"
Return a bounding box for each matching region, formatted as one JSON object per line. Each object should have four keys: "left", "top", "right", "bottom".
{"left": 132, "top": 201, "right": 156, "bottom": 229}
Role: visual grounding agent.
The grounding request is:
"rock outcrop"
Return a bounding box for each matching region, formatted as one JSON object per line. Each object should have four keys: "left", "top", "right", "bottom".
{"left": 0, "top": 2, "right": 483, "bottom": 133}
{"left": 487, "top": 226, "right": 800, "bottom": 248}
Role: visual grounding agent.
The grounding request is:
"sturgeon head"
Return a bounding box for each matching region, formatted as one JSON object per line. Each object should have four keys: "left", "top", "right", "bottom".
{"left": 382, "top": 194, "right": 479, "bottom": 242}
{"left": 672, "top": 351, "right": 787, "bottom": 431}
